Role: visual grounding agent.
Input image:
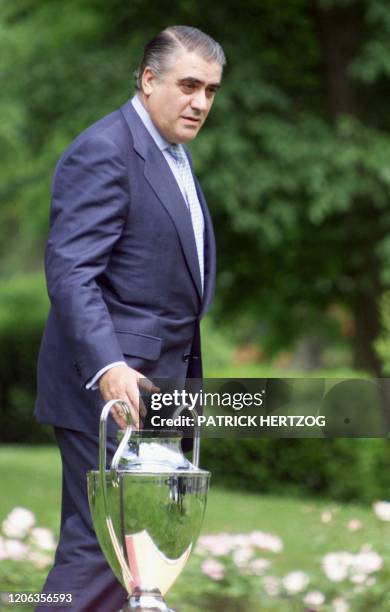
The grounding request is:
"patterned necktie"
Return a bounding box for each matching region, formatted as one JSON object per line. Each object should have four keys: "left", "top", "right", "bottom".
{"left": 167, "top": 144, "right": 205, "bottom": 292}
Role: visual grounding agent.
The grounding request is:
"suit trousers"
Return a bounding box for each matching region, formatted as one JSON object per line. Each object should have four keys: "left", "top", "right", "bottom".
{"left": 36, "top": 427, "right": 127, "bottom": 612}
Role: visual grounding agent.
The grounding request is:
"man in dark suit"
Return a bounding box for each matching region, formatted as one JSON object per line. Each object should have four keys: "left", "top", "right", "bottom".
{"left": 35, "top": 25, "right": 225, "bottom": 611}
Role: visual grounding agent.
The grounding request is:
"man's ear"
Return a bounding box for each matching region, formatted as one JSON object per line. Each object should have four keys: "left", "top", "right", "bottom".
{"left": 142, "top": 67, "right": 156, "bottom": 96}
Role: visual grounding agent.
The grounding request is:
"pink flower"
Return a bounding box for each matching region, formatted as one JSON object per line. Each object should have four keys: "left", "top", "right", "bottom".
{"left": 196, "top": 533, "right": 236, "bottom": 556}
{"left": 261, "top": 575, "right": 281, "bottom": 597}
{"left": 322, "top": 552, "right": 354, "bottom": 582}
{"left": 249, "top": 530, "right": 283, "bottom": 553}
{"left": 347, "top": 519, "right": 362, "bottom": 532}
{"left": 0, "top": 537, "right": 7, "bottom": 560}
{"left": 201, "top": 558, "right": 224, "bottom": 581}
{"left": 231, "top": 534, "right": 252, "bottom": 547}
{"left": 322, "top": 548, "right": 383, "bottom": 583}
{"left": 249, "top": 557, "right": 271, "bottom": 576}
{"left": 30, "top": 527, "right": 56, "bottom": 551}
{"left": 352, "top": 550, "right": 383, "bottom": 574}
{"left": 304, "top": 590, "right": 325, "bottom": 607}
{"left": 332, "top": 597, "right": 350, "bottom": 612}
{"left": 232, "top": 547, "right": 254, "bottom": 568}
{"left": 350, "top": 573, "right": 366, "bottom": 584}
{"left": 26, "top": 550, "right": 53, "bottom": 569}
{"left": 196, "top": 531, "right": 283, "bottom": 556}
{"left": 3, "top": 539, "right": 29, "bottom": 561}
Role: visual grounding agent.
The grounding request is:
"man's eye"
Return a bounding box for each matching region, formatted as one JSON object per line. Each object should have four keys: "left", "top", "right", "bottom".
{"left": 181, "top": 83, "right": 195, "bottom": 92}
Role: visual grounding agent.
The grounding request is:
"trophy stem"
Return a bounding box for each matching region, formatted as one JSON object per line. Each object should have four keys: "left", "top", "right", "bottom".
{"left": 120, "top": 591, "right": 174, "bottom": 611}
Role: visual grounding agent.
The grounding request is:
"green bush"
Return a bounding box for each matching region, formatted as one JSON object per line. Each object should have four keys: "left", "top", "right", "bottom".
{"left": 376, "top": 291, "right": 390, "bottom": 374}
{"left": 0, "top": 274, "right": 53, "bottom": 443}
{"left": 201, "top": 438, "right": 390, "bottom": 503}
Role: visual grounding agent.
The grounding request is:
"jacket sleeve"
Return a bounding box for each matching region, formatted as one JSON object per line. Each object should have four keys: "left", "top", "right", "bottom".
{"left": 45, "top": 134, "right": 129, "bottom": 386}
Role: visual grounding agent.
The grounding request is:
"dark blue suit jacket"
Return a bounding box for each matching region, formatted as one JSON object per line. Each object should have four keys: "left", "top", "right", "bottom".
{"left": 35, "top": 100, "right": 216, "bottom": 436}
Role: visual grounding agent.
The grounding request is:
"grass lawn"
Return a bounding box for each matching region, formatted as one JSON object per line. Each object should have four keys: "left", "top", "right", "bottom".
{"left": 0, "top": 445, "right": 388, "bottom": 611}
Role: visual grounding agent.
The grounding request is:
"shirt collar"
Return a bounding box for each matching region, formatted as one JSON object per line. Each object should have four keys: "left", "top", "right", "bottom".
{"left": 131, "top": 94, "right": 171, "bottom": 152}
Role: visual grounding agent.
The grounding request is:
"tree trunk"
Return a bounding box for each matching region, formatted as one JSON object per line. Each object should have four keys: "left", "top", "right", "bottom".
{"left": 312, "top": 1, "right": 383, "bottom": 375}
{"left": 352, "top": 287, "right": 382, "bottom": 374}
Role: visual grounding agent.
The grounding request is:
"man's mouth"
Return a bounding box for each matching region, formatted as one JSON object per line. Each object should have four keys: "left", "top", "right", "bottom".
{"left": 181, "top": 116, "right": 201, "bottom": 123}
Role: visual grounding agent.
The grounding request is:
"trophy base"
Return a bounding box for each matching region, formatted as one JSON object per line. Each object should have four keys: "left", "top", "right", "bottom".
{"left": 120, "top": 593, "right": 174, "bottom": 611}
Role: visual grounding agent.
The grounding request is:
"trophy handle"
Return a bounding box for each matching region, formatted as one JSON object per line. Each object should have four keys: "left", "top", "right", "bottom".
{"left": 99, "top": 399, "right": 134, "bottom": 588}
{"left": 171, "top": 403, "right": 200, "bottom": 468}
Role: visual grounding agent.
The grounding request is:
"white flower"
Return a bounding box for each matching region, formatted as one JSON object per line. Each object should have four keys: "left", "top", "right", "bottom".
{"left": 365, "top": 576, "right": 376, "bottom": 586}
{"left": 350, "top": 573, "right": 366, "bottom": 584}
{"left": 322, "top": 552, "right": 354, "bottom": 582}
{"left": 321, "top": 510, "right": 332, "bottom": 523}
{"left": 372, "top": 500, "right": 390, "bottom": 522}
{"left": 282, "top": 570, "right": 310, "bottom": 594}
{"left": 30, "top": 527, "right": 56, "bottom": 551}
{"left": 232, "top": 546, "right": 254, "bottom": 568}
{"left": 248, "top": 557, "right": 271, "bottom": 576}
{"left": 249, "top": 530, "right": 283, "bottom": 553}
{"left": 231, "top": 534, "right": 252, "bottom": 548}
{"left": 322, "top": 549, "right": 383, "bottom": 584}
{"left": 2, "top": 508, "right": 35, "bottom": 539}
{"left": 0, "top": 537, "right": 7, "bottom": 560}
{"left": 26, "top": 550, "right": 53, "bottom": 569}
{"left": 196, "top": 531, "right": 283, "bottom": 557}
{"left": 201, "top": 558, "right": 224, "bottom": 581}
{"left": 352, "top": 550, "right": 383, "bottom": 575}
{"left": 196, "top": 533, "right": 235, "bottom": 556}
{"left": 347, "top": 519, "right": 362, "bottom": 532}
{"left": 304, "top": 590, "right": 325, "bottom": 606}
{"left": 262, "top": 575, "right": 281, "bottom": 597}
{"left": 3, "top": 539, "right": 29, "bottom": 561}
{"left": 332, "top": 597, "right": 350, "bottom": 612}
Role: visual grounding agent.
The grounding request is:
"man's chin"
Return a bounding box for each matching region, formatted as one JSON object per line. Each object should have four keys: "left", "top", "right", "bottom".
{"left": 176, "top": 128, "right": 201, "bottom": 144}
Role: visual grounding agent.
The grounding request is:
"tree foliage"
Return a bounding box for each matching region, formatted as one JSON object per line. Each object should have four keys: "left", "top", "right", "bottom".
{"left": 1, "top": 0, "right": 390, "bottom": 371}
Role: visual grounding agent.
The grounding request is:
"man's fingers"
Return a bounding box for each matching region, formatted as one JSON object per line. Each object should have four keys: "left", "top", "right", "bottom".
{"left": 106, "top": 394, "right": 141, "bottom": 430}
{"left": 138, "top": 376, "right": 160, "bottom": 395}
{"left": 112, "top": 397, "right": 141, "bottom": 430}
{"left": 137, "top": 376, "right": 158, "bottom": 417}
{"left": 138, "top": 395, "right": 147, "bottom": 418}
{"left": 113, "top": 401, "right": 130, "bottom": 428}
{"left": 99, "top": 365, "right": 153, "bottom": 429}
{"left": 110, "top": 406, "right": 126, "bottom": 430}
{"left": 126, "top": 381, "right": 145, "bottom": 428}
{"left": 123, "top": 393, "right": 142, "bottom": 430}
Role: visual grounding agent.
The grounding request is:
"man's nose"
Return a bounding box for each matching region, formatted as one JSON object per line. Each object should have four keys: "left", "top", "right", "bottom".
{"left": 190, "top": 89, "right": 208, "bottom": 112}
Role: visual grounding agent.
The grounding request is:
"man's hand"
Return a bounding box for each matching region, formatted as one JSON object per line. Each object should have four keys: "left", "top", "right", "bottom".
{"left": 98, "top": 364, "right": 157, "bottom": 429}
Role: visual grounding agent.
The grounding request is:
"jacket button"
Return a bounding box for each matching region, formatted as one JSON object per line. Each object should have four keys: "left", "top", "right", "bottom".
{"left": 182, "top": 353, "right": 191, "bottom": 362}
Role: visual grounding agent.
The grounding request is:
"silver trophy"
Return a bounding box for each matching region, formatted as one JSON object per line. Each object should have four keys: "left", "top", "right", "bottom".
{"left": 87, "top": 399, "right": 210, "bottom": 611}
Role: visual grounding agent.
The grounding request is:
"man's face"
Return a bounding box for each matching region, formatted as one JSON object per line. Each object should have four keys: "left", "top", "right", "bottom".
{"left": 141, "top": 50, "right": 222, "bottom": 144}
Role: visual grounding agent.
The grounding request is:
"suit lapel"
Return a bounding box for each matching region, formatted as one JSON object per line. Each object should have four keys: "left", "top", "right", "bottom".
{"left": 120, "top": 100, "right": 203, "bottom": 302}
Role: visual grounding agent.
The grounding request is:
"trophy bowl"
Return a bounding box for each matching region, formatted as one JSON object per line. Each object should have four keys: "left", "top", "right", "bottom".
{"left": 87, "top": 400, "right": 210, "bottom": 611}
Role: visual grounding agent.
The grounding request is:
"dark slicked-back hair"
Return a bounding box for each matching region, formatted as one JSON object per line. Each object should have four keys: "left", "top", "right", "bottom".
{"left": 134, "top": 26, "right": 226, "bottom": 91}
